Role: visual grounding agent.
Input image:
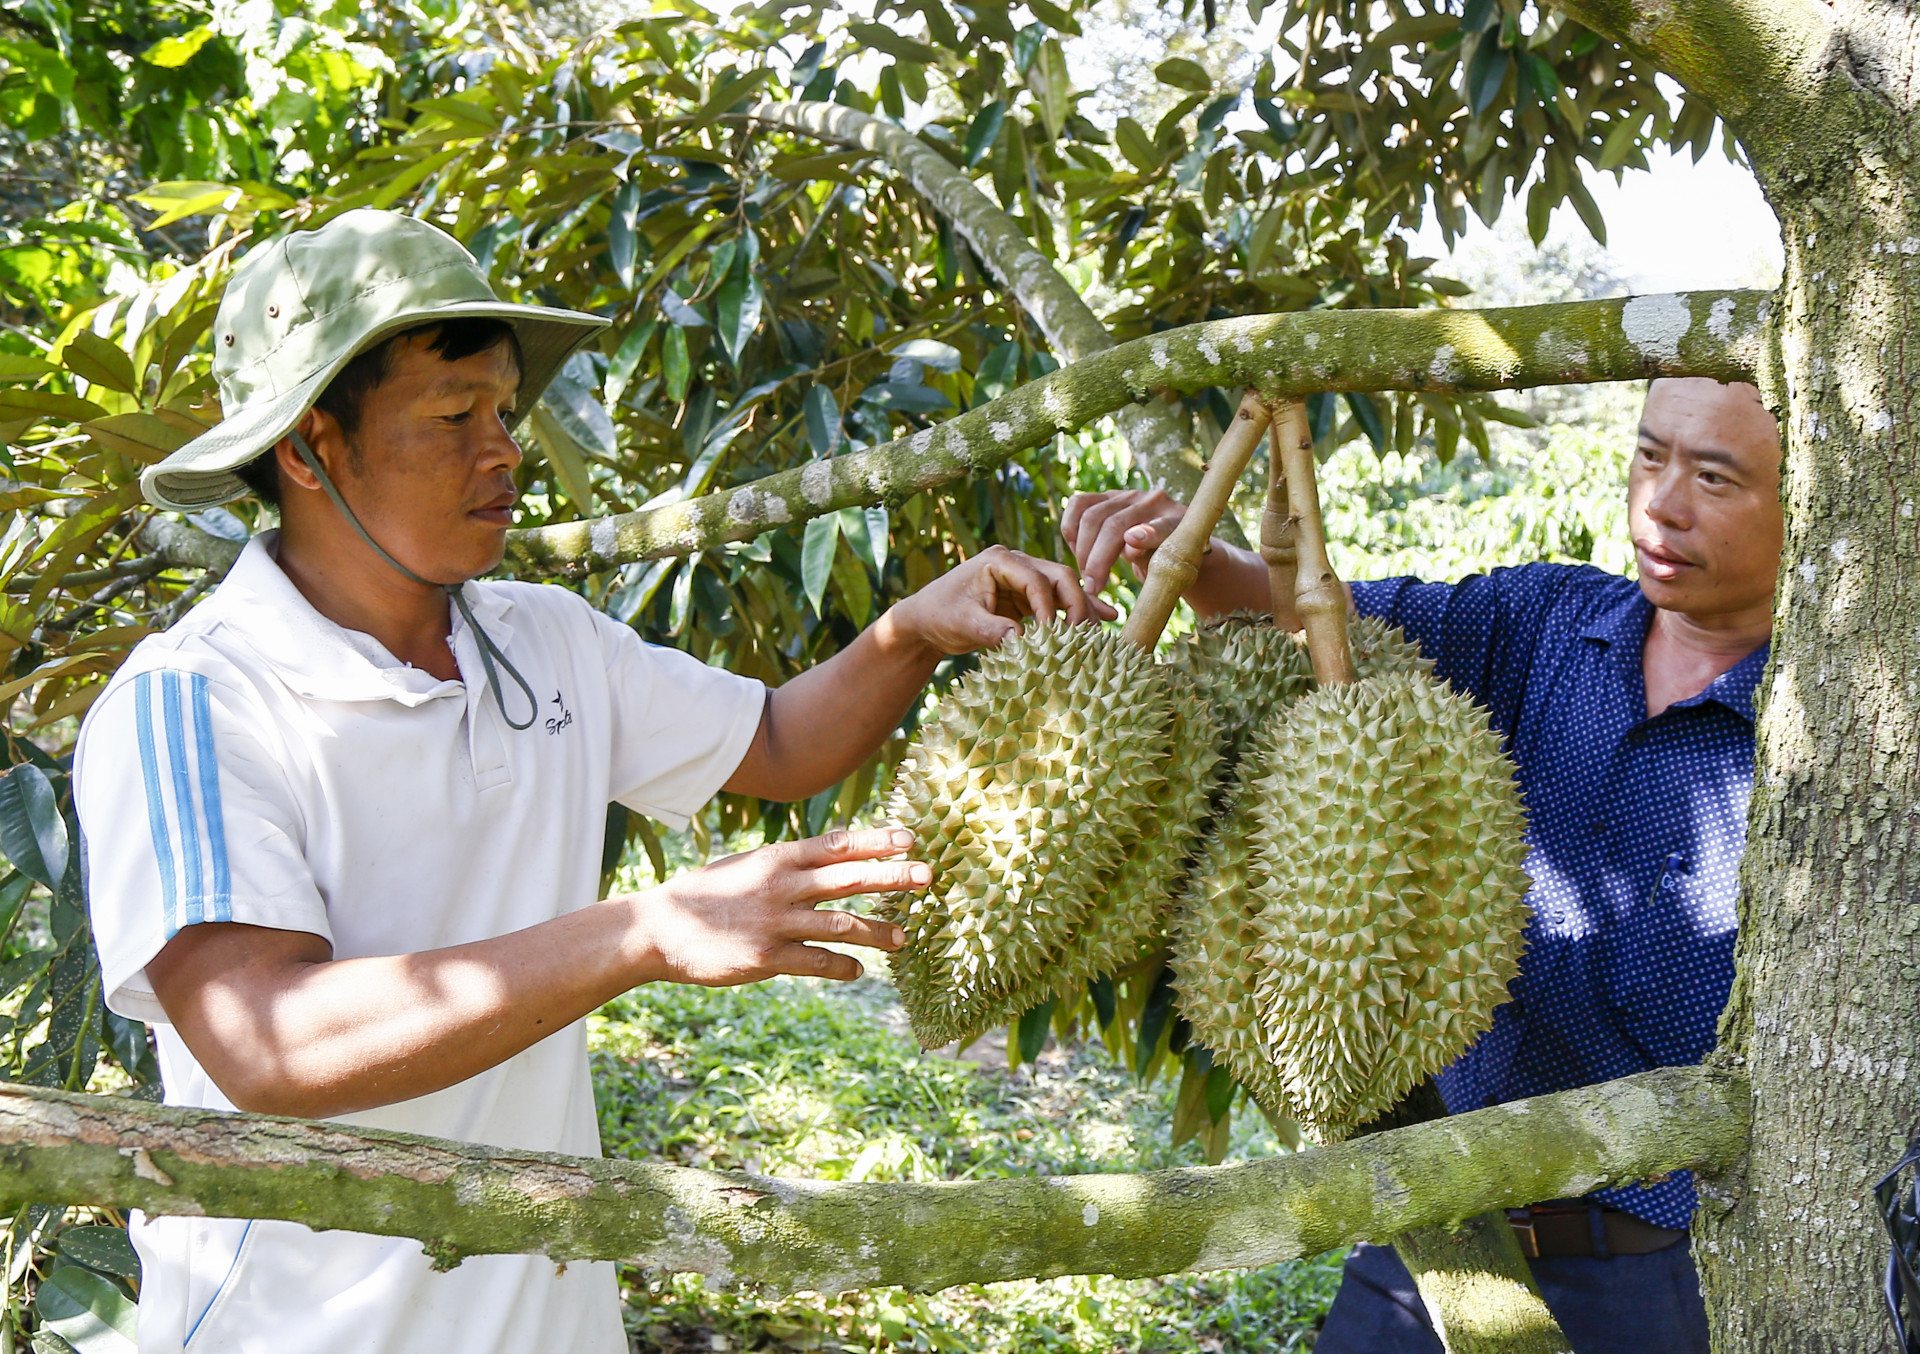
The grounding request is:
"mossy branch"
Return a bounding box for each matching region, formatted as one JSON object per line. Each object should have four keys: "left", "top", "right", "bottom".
{"left": 508, "top": 289, "right": 1769, "bottom": 577}
{"left": 0, "top": 1066, "right": 1746, "bottom": 1294}
{"left": 744, "top": 99, "right": 1229, "bottom": 533}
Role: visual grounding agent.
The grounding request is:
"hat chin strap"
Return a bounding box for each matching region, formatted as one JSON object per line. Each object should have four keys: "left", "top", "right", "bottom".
{"left": 288, "top": 430, "right": 538, "bottom": 731}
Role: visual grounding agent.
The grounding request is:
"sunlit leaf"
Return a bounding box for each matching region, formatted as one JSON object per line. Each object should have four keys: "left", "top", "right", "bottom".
{"left": 1154, "top": 58, "right": 1213, "bottom": 93}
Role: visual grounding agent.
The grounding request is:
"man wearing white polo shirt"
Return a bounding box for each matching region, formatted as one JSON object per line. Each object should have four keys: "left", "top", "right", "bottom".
{"left": 73, "top": 208, "right": 1108, "bottom": 1354}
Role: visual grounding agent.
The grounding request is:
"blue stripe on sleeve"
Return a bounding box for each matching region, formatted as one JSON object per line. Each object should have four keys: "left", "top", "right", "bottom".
{"left": 133, "top": 673, "right": 180, "bottom": 938}
{"left": 189, "top": 674, "right": 232, "bottom": 923}
{"left": 160, "top": 671, "right": 205, "bottom": 927}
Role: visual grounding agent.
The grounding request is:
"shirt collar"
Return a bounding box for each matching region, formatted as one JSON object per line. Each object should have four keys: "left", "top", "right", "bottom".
{"left": 1579, "top": 582, "right": 1768, "bottom": 724}
{"left": 203, "top": 531, "right": 515, "bottom": 706}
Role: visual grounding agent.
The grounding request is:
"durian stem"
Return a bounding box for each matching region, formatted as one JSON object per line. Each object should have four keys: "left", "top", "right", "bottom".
{"left": 1122, "top": 391, "right": 1272, "bottom": 649}
{"left": 1262, "top": 404, "right": 1303, "bottom": 624}
{"left": 1273, "top": 400, "right": 1357, "bottom": 684}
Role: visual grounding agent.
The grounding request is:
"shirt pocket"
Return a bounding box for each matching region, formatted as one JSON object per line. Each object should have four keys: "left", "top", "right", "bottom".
{"left": 182, "top": 1216, "right": 256, "bottom": 1348}
{"left": 1601, "top": 850, "right": 1738, "bottom": 1065}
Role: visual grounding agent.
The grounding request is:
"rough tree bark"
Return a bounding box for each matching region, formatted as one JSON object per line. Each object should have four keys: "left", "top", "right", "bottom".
{"left": 1538, "top": 0, "right": 1920, "bottom": 1346}
{"left": 744, "top": 99, "right": 1242, "bottom": 540}
{"left": 507, "top": 290, "right": 1765, "bottom": 575}
{"left": 0, "top": 1068, "right": 1745, "bottom": 1293}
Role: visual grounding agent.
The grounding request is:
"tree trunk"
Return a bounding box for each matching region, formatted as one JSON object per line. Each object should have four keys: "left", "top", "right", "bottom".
{"left": 1699, "top": 124, "right": 1920, "bottom": 1354}
{"left": 0, "top": 1068, "right": 1744, "bottom": 1293}
{"left": 1540, "top": 0, "right": 1920, "bottom": 1343}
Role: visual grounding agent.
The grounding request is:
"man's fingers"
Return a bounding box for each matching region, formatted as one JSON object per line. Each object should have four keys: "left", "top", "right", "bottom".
{"left": 978, "top": 552, "right": 1060, "bottom": 625}
{"left": 786, "top": 908, "right": 905, "bottom": 950}
{"left": 768, "top": 942, "right": 867, "bottom": 982}
{"left": 782, "top": 826, "right": 915, "bottom": 870}
{"left": 1064, "top": 495, "right": 1126, "bottom": 586}
{"left": 802, "top": 857, "right": 933, "bottom": 900}
{"left": 1061, "top": 490, "right": 1102, "bottom": 542}
{"left": 1078, "top": 501, "right": 1171, "bottom": 596}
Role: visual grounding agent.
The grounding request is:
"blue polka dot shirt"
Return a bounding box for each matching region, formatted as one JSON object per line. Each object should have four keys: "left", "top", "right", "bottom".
{"left": 1351, "top": 563, "right": 1765, "bottom": 1231}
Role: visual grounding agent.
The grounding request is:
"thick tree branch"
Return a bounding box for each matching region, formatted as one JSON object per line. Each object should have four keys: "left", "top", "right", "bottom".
{"left": 744, "top": 99, "right": 1236, "bottom": 538}
{"left": 1545, "top": 0, "right": 1836, "bottom": 158}
{"left": 135, "top": 516, "right": 243, "bottom": 577}
{"left": 0, "top": 1066, "right": 1748, "bottom": 1293}
{"left": 507, "top": 289, "right": 1768, "bottom": 576}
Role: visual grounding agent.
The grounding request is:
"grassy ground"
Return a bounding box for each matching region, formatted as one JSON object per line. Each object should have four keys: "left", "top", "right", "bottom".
{"left": 589, "top": 974, "right": 1344, "bottom": 1353}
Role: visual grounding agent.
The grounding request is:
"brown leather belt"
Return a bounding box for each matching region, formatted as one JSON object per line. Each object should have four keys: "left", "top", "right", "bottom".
{"left": 1506, "top": 1202, "right": 1688, "bottom": 1258}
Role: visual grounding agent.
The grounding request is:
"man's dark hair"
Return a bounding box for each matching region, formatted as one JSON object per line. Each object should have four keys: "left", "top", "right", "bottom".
{"left": 234, "top": 317, "right": 523, "bottom": 507}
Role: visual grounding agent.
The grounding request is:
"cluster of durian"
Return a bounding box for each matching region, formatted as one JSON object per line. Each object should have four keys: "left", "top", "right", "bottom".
{"left": 1172, "top": 671, "right": 1531, "bottom": 1141}
{"left": 880, "top": 622, "right": 1221, "bottom": 1049}
{"left": 882, "top": 608, "right": 1530, "bottom": 1146}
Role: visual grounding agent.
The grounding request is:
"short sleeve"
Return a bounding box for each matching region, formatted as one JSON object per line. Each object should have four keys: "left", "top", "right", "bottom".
{"left": 75, "top": 668, "right": 331, "bottom": 1024}
{"left": 590, "top": 612, "right": 766, "bottom": 829}
{"left": 1350, "top": 564, "right": 1594, "bottom": 725}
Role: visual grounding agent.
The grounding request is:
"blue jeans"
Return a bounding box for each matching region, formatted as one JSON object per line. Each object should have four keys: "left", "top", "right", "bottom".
{"left": 1314, "top": 1239, "right": 1710, "bottom": 1354}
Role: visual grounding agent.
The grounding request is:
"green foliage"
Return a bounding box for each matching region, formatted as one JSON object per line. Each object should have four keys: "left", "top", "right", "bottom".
{"left": 591, "top": 975, "right": 1341, "bottom": 1352}
{"left": 1205, "top": 0, "right": 1729, "bottom": 247}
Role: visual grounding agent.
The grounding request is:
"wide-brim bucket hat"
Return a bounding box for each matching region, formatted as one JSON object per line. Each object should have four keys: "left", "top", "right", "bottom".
{"left": 143, "top": 207, "right": 609, "bottom": 513}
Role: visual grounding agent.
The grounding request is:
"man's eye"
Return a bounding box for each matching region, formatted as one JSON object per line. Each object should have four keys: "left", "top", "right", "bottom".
{"left": 443, "top": 411, "right": 471, "bottom": 424}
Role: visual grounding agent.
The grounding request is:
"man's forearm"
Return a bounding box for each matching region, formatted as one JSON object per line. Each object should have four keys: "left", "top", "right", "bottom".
{"left": 738, "top": 609, "right": 942, "bottom": 802}
{"left": 161, "top": 899, "right": 668, "bottom": 1119}
{"left": 1190, "top": 541, "right": 1291, "bottom": 623}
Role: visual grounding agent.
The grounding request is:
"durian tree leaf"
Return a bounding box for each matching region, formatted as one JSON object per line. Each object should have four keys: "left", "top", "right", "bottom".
{"left": 1088, "top": 975, "right": 1117, "bottom": 1031}
{"left": 1170, "top": 1048, "right": 1213, "bottom": 1149}
{"left": 1016, "top": 998, "right": 1054, "bottom": 1065}
{"left": 1135, "top": 964, "right": 1176, "bottom": 1079}
{"left": 803, "top": 385, "right": 843, "bottom": 459}
{"left": 0, "top": 764, "right": 67, "bottom": 892}
{"left": 52, "top": 1226, "right": 140, "bottom": 1281}
{"left": 800, "top": 513, "right": 839, "bottom": 617}
{"left": 35, "top": 1265, "right": 136, "bottom": 1353}
{"left": 1204, "top": 1065, "right": 1236, "bottom": 1124}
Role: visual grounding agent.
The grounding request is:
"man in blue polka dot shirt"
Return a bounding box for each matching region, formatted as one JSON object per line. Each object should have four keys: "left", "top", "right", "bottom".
{"left": 1062, "top": 377, "right": 1781, "bottom": 1354}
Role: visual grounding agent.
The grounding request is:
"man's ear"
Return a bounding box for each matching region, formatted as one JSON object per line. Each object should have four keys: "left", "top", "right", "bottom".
{"left": 275, "top": 409, "right": 344, "bottom": 492}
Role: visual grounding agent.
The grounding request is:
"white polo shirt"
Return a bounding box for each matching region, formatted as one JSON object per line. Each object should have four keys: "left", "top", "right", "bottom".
{"left": 74, "top": 532, "right": 765, "bottom": 1354}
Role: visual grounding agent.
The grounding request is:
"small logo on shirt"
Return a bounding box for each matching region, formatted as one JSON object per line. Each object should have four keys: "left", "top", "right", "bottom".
{"left": 546, "top": 689, "right": 573, "bottom": 736}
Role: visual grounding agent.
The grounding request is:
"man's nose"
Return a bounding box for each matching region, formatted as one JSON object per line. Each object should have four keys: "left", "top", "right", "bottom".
{"left": 480, "top": 411, "right": 523, "bottom": 473}
{"left": 1644, "top": 468, "right": 1690, "bottom": 528}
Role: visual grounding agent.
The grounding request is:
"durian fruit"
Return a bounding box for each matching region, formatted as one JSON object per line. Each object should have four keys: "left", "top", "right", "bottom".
{"left": 1036, "top": 676, "right": 1222, "bottom": 1000}
{"left": 880, "top": 621, "right": 1174, "bottom": 1048}
{"left": 1168, "top": 787, "right": 1287, "bottom": 1116}
{"left": 1176, "top": 670, "right": 1530, "bottom": 1142}
{"left": 1169, "top": 613, "right": 1313, "bottom": 768}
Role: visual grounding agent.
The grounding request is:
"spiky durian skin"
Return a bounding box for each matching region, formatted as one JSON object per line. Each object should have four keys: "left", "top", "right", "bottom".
{"left": 1242, "top": 672, "right": 1531, "bottom": 1141}
{"left": 1037, "top": 675, "right": 1224, "bottom": 999}
{"left": 880, "top": 622, "right": 1173, "bottom": 1048}
{"left": 1348, "top": 613, "right": 1434, "bottom": 681}
{"left": 1170, "top": 613, "right": 1314, "bottom": 769}
{"left": 1169, "top": 785, "right": 1289, "bottom": 1117}
{"left": 1170, "top": 614, "right": 1432, "bottom": 769}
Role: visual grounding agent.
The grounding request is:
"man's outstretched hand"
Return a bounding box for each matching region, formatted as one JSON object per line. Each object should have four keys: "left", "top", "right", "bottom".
{"left": 884, "top": 542, "right": 1117, "bottom": 655}
{"left": 635, "top": 827, "right": 928, "bottom": 984}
